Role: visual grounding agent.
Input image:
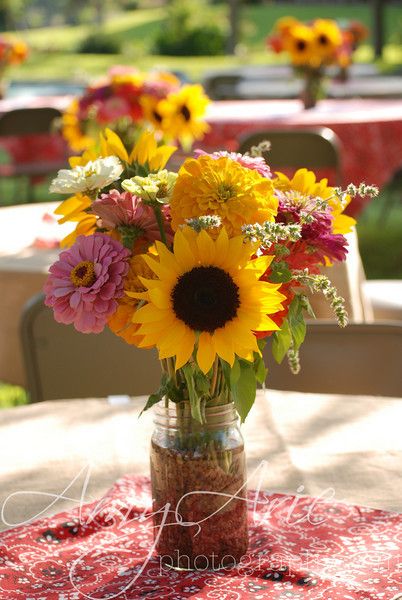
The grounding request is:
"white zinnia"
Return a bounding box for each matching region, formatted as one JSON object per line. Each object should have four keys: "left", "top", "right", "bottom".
{"left": 50, "top": 156, "right": 124, "bottom": 194}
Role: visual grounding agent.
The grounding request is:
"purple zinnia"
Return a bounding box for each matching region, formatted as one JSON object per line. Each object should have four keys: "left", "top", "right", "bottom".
{"left": 44, "top": 233, "right": 130, "bottom": 334}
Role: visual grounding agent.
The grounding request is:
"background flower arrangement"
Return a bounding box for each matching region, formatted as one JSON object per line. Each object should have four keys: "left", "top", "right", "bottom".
{"left": 61, "top": 66, "right": 210, "bottom": 154}
{"left": 0, "top": 35, "right": 28, "bottom": 98}
{"left": 267, "top": 17, "right": 368, "bottom": 108}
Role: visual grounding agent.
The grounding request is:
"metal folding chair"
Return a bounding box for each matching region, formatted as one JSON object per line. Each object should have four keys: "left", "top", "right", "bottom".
{"left": 263, "top": 321, "right": 402, "bottom": 397}
{"left": 238, "top": 127, "right": 343, "bottom": 186}
{"left": 20, "top": 293, "right": 162, "bottom": 402}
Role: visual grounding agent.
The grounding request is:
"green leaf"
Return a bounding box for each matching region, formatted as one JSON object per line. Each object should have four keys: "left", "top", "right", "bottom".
{"left": 300, "top": 293, "right": 316, "bottom": 318}
{"left": 139, "top": 393, "right": 163, "bottom": 416}
{"left": 165, "top": 378, "right": 185, "bottom": 404}
{"left": 229, "top": 357, "right": 241, "bottom": 386}
{"left": 254, "top": 354, "right": 267, "bottom": 385}
{"left": 231, "top": 361, "right": 257, "bottom": 423}
{"left": 140, "top": 372, "right": 169, "bottom": 416}
{"left": 194, "top": 369, "right": 210, "bottom": 395}
{"left": 220, "top": 359, "right": 232, "bottom": 387}
{"left": 182, "top": 364, "right": 204, "bottom": 423}
{"left": 272, "top": 318, "right": 292, "bottom": 364}
{"left": 288, "top": 296, "right": 307, "bottom": 351}
{"left": 274, "top": 243, "right": 290, "bottom": 257}
{"left": 270, "top": 260, "right": 292, "bottom": 283}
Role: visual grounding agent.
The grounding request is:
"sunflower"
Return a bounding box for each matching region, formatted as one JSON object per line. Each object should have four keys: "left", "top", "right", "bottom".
{"left": 170, "top": 155, "right": 278, "bottom": 235}
{"left": 140, "top": 95, "right": 165, "bottom": 132}
{"left": 130, "top": 227, "right": 286, "bottom": 373}
{"left": 274, "top": 168, "right": 356, "bottom": 234}
{"left": 156, "top": 84, "right": 210, "bottom": 149}
{"left": 108, "top": 254, "right": 155, "bottom": 346}
{"left": 275, "top": 16, "right": 301, "bottom": 36}
{"left": 283, "top": 23, "right": 315, "bottom": 66}
{"left": 312, "top": 19, "right": 342, "bottom": 62}
{"left": 61, "top": 100, "right": 94, "bottom": 153}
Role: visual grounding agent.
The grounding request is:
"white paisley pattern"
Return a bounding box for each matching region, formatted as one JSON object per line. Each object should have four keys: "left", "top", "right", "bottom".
{"left": 0, "top": 475, "right": 401, "bottom": 600}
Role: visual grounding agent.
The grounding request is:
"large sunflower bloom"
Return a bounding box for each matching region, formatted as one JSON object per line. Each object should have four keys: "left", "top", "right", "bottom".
{"left": 130, "top": 227, "right": 286, "bottom": 373}
{"left": 157, "top": 84, "right": 210, "bottom": 149}
{"left": 274, "top": 168, "right": 356, "bottom": 234}
{"left": 170, "top": 155, "right": 278, "bottom": 235}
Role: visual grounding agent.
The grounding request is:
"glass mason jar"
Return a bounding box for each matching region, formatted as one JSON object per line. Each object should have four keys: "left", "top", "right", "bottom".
{"left": 150, "top": 401, "right": 248, "bottom": 571}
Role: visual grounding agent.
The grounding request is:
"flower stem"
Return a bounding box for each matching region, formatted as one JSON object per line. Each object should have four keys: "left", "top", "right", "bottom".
{"left": 153, "top": 204, "right": 167, "bottom": 246}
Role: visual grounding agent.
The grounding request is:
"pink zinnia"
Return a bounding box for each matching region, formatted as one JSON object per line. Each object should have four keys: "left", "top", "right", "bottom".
{"left": 194, "top": 149, "right": 272, "bottom": 178}
{"left": 92, "top": 190, "right": 173, "bottom": 244}
{"left": 44, "top": 234, "right": 130, "bottom": 334}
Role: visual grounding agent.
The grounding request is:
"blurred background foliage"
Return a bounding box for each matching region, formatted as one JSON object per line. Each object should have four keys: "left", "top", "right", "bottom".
{"left": 0, "top": 1, "right": 401, "bottom": 80}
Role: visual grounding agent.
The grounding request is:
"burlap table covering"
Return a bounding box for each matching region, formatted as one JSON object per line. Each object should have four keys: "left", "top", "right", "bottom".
{"left": 1, "top": 389, "right": 400, "bottom": 532}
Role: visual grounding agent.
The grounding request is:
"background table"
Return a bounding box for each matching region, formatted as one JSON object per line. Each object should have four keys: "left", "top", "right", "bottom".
{"left": 0, "top": 389, "right": 401, "bottom": 533}
{"left": 200, "top": 98, "right": 402, "bottom": 215}
{"left": 0, "top": 202, "right": 74, "bottom": 385}
{"left": 1, "top": 95, "right": 401, "bottom": 215}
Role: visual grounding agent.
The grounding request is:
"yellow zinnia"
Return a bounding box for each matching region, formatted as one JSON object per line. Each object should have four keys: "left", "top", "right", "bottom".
{"left": 170, "top": 155, "right": 278, "bottom": 235}
{"left": 130, "top": 227, "right": 286, "bottom": 374}
{"left": 274, "top": 168, "right": 356, "bottom": 234}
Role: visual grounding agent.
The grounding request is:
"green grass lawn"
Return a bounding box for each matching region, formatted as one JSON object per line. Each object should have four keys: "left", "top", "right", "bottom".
{"left": 5, "top": 3, "right": 402, "bottom": 82}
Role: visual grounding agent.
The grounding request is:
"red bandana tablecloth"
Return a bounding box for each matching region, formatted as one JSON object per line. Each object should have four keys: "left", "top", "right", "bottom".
{"left": 0, "top": 475, "right": 401, "bottom": 600}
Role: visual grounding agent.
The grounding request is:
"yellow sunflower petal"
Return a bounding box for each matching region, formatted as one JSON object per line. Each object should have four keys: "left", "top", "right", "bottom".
{"left": 196, "top": 229, "right": 216, "bottom": 264}
{"left": 197, "top": 332, "right": 216, "bottom": 374}
{"left": 173, "top": 229, "right": 197, "bottom": 272}
{"left": 175, "top": 327, "right": 196, "bottom": 370}
{"left": 212, "top": 327, "right": 235, "bottom": 366}
{"left": 333, "top": 214, "right": 356, "bottom": 234}
{"left": 101, "top": 128, "right": 129, "bottom": 162}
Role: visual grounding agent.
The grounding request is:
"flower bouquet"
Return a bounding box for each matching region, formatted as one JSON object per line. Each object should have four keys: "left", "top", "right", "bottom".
{"left": 0, "top": 36, "right": 28, "bottom": 98}
{"left": 267, "top": 17, "right": 350, "bottom": 108}
{"left": 61, "top": 66, "right": 210, "bottom": 153}
{"left": 45, "top": 129, "right": 377, "bottom": 570}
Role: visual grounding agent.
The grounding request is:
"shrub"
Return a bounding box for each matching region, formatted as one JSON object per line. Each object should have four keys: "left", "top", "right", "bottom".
{"left": 154, "top": 23, "right": 225, "bottom": 56}
{"left": 78, "top": 32, "right": 121, "bottom": 54}
{"left": 153, "top": 0, "right": 226, "bottom": 56}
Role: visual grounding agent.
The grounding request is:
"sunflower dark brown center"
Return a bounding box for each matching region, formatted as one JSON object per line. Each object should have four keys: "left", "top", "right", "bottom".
{"left": 171, "top": 266, "right": 240, "bottom": 333}
{"left": 152, "top": 110, "right": 163, "bottom": 123}
{"left": 180, "top": 104, "right": 191, "bottom": 122}
{"left": 318, "top": 34, "right": 329, "bottom": 46}
{"left": 296, "top": 39, "right": 307, "bottom": 51}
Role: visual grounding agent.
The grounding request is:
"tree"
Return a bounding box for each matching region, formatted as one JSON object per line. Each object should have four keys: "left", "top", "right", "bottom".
{"left": 227, "top": 0, "right": 240, "bottom": 55}
{"left": 372, "top": 0, "right": 385, "bottom": 59}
